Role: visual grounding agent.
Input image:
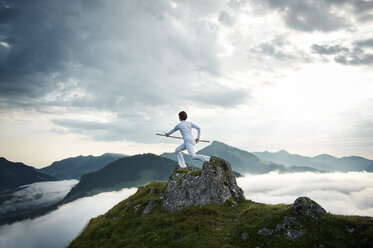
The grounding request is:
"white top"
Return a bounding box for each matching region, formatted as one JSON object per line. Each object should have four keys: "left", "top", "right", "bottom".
{"left": 167, "top": 120, "right": 201, "bottom": 143}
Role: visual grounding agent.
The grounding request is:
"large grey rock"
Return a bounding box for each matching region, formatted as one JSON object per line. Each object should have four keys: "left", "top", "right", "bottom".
{"left": 240, "top": 232, "right": 249, "bottom": 240}
{"left": 161, "top": 156, "right": 245, "bottom": 212}
{"left": 283, "top": 216, "right": 298, "bottom": 227}
{"left": 143, "top": 199, "right": 157, "bottom": 214}
{"left": 292, "top": 197, "right": 326, "bottom": 219}
{"left": 257, "top": 227, "right": 273, "bottom": 236}
{"left": 284, "top": 228, "right": 307, "bottom": 241}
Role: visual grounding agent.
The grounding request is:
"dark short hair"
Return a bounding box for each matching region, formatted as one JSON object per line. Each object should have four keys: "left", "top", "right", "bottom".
{"left": 179, "top": 111, "right": 187, "bottom": 120}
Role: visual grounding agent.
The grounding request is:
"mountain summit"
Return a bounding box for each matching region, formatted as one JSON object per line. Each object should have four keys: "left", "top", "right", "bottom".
{"left": 69, "top": 157, "right": 373, "bottom": 248}
{"left": 161, "top": 156, "right": 244, "bottom": 212}
{"left": 39, "top": 153, "right": 126, "bottom": 180}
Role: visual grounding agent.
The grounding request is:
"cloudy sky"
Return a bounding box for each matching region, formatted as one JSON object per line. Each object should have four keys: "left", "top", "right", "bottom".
{"left": 0, "top": 0, "right": 372, "bottom": 167}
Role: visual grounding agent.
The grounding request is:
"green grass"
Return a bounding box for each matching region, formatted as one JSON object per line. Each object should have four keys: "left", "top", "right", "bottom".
{"left": 189, "top": 170, "right": 202, "bottom": 177}
{"left": 80, "top": 169, "right": 157, "bottom": 197}
{"left": 175, "top": 169, "right": 189, "bottom": 174}
{"left": 174, "top": 169, "right": 202, "bottom": 178}
{"left": 68, "top": 181, "right": 373, "bottom": 248}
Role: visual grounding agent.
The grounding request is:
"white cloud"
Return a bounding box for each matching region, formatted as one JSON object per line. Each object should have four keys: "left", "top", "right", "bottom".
{"left": 0, "top": 187, "right": 137, "bottom": 248}
{"left": 0, "top": 180, "right": 77, "bottom": 216}
{"left": 237, "top": 171, "right": 373, "bottom": 216}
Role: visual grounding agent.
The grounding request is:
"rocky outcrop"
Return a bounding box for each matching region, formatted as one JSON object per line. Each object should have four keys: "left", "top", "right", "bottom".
{"left": 161, "top": 156, "right": 245, "bottom": 212}
{"left": 255, "top": 198, "right": 327, "bottom": 241}
{"left": 292, "top": 196, "right": 327, "bottom": 219}
{"left": 257, "top": 216, "right": 307, "bottom": 241}
{"left": 143, "top": 199, "right": 156, "bottom": 214}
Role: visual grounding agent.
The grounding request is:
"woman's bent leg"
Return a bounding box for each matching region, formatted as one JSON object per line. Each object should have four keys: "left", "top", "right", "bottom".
{"left": 185, "top": 142, "right": 211, "bottom": 162}
{"left": 175, "top": 143, "right": 187, "bottom": 168}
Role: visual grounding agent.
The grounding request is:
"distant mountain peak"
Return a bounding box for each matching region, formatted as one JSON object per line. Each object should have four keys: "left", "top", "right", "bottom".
{"left": 313, "top": 154, "right": 337, "bottom": 159}
{"left": 209, "top": 140, "right": 245, "bottom": 151}
{"left": 102, "top": 152, "right": 126, "bottom": 157}
{"left": 0, "top": 157, "right": 56, "bottom": 191}
{"left": 0, "top": 157, "right": 26, "bottom": 167}
{"left": 277, "top": 149, "right": 290, "bottom": 154}
{"left": 39, "top": 153, "right": 126, "bottom": 180}
{"left": 210, "top": 140, "right": 229, "bottom": 146}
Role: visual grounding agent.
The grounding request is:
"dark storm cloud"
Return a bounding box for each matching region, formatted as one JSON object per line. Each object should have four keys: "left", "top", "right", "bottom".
{"left": 0, "top": 4, "right": 18, "bottom": 24}
{"left": 334, "top": 53, "right": 373, "bottom": 66}
{"left": 0, "top": 0, "right": 249, "bottom": 104}
{"left": 354, "top": 38, "right": 373, "bottom": 48}
{"left": 259, "top": 0, "right": 373, "bottom": 32}
{"left": 311, "top": 44, "right": 349, "bottom": 55}
{"left": 0, "top": 0, "right": 251, "bottom": 141}
{"left": 0, "top": 1, "right": 81, "bottom": 98}
{"left": 312, "top": 38, "right": 373, "bottom": 66}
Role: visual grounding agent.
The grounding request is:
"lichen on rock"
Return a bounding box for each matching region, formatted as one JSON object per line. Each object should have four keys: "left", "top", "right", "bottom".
{"left": 258, "top": 215, "right": 307, "bottom": 241}
{"left": 143, "top": 199, "right": 157, "bottom": 214}
{"left": 292, "top": 196, "right": 327, "bottom": 219}
{"left": 161, "top": 156, "right": 245, "bottom": 212}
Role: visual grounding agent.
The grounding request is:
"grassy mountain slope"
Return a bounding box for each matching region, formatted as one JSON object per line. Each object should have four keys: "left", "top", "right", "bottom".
{"left": 69, "top": 181, "right": 373, "bottom": 248}
{"left": 39, "top": 153, "right": 126, "bottom": 180}
{"left": 61, "top": 154, "right": 176, "bottom": 204}
{"left": 0, "top": 157, "right": 56, "bottom": 191}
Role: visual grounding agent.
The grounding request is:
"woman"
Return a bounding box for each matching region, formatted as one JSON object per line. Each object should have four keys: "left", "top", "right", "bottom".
{"left": 165, "top": 111, "right": 211, "bottom": 168}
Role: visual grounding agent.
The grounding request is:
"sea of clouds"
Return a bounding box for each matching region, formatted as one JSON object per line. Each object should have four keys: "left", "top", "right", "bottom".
{"left": 0, "top": 172, "right": 372, "bottom": 248}
{"left": 0, "top": 187, "right": 137, "bottom": 248}
{"left": 238, "top": 171, "right": 373, "bottom": 217}
{"left": 0, "top": 180, "right": 78, "bottom": 217}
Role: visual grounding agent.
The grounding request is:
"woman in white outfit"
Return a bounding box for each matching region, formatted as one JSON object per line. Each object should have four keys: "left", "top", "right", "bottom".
{"left": 165, "top": 111, "right": 211, "bottom": 168}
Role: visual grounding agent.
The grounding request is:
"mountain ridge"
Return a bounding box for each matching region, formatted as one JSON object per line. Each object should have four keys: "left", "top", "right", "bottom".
{"left": 162, "top": 141, "right": 324, "bottom": 174}
{"left": 0, "top": 157, "right": 56, "bottom": 192}
{"left": 39, "top": 153, "right": 126, "bottom": 180}
{"left": 253, "top": 150, "right": 373, "bottom": 172}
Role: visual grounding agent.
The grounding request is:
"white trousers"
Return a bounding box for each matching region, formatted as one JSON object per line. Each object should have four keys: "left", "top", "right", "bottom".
{"left": 175, "top": 141, "right": 211, "bottom": 168}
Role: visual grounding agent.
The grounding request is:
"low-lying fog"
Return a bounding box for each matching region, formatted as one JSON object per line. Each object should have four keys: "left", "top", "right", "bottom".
{"left": 0, "top": 180, "right": 78, "bottom": 217}
{"left": 0, "top": 187, "right": 137, "bottom": 248}
{"left": 1, "top": 171, "right": 372, "bottom": 248}
{"left": 237, "top": 171, "right": 373, "bottom": 217}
